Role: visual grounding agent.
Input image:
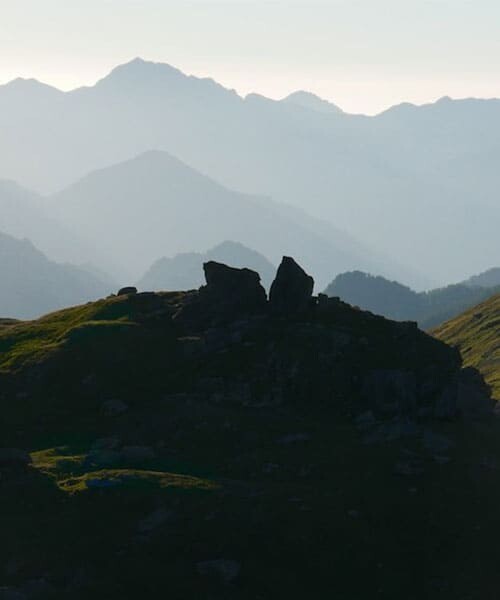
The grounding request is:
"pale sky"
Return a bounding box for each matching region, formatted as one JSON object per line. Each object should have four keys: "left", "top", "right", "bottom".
{"left": 1, "top": 0, "right": 500, "bottom": 114}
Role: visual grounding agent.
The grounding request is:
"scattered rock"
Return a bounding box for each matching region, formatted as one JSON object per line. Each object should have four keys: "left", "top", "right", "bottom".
{"left": 202, "top": 261, "right": 267, "bottom": 317}
{"left": 362, "top": 418, "right": 418, "bottom": 445}
{"left": 196, "top": 559, "right": 241, "bottom": 584}
{"left": 393, "top": 459, "right": 424, "bottom": 477}
{"left": 363, "top": 370, "right": 417, "bottom": 415}
{"left": 262, "top": 463, "right": 280, "bottom": 474}
{"left": 101, "top": 399, "right": 128, "bottom": 417}
{"left": 137, "top": 508, "right": 173, "bottom": 533}
{"left": 423, "top": 430, "right": 454, "bottom": 454}
{"left": 269, "top": 256, "right": 314, "bottom": 314}
{"left": 354, "top": 410, "right": 377, "bottom": 430}
{"left": 117, "top": 286, "right": 137, "bottom": 296}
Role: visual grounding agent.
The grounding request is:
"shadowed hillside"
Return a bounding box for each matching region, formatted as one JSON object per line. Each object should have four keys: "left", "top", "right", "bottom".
{"left": 1, "top": 259, "right": 497, "bottom": 599}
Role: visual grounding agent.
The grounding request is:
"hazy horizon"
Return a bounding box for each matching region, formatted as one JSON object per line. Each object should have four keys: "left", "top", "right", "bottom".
{"left": 3, "top": 0, "right": 500, "bottom": 115}
{"left": 4, "top": 55, "right": 498, "bottom": 117}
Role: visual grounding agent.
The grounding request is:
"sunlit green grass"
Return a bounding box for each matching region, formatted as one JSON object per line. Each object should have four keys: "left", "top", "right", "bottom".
{"left": 433, "top": 293, "right": 500, "bottom": 399}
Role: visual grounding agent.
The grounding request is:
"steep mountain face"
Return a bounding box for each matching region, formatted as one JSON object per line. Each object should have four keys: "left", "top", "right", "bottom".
{"left": 0, "top": 259, "right": 494, "bottom": 598}
{"left": 1, "top": 58, "right": 499, "bottom": 283}
{"left": 325, "top": 270, "right": 500, "bottom": 329}
{"left": 0, "top": 231, "right": 112, "bottom": 319}
{"left": 49, "top": 150, "right": 408, "bottom": 287}
{"left": 139, "top": 241, "right": 276, "bottom": 291}
{"left": 433, "top": 293, "right": 500, "bottom": 400}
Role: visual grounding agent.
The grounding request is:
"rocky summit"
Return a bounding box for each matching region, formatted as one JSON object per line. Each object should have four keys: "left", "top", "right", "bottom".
{"left": 0, "top": 258, "right": 497, "bottom": 600}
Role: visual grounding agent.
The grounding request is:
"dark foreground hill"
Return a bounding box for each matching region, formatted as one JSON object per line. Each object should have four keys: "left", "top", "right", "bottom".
{"left": 0, "top": 259, "right": 497, "bottom": 599}
{"left": 325, "top": 270, "right": 500, "bottom": 329}
{"left": 0, "top": 230, "right": 112, "bottom": 319}
{"left": 433, "top": 293, "right": 500, "bottom": 401}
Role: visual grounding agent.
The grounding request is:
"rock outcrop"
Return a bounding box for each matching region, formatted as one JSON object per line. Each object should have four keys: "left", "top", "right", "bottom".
{"left": 202, "top": 261, "right": 267, "bottom": 310}
{"left": 117, "top": 286, "right": 138, "bottom": 296}
{"left": 269, "top": 256, "right": 314, "bottom": 314}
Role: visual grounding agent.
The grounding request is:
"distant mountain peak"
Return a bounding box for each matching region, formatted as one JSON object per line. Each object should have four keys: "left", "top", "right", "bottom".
{"left": 96, "top": 57, "right": 185, "bottom": 89}
{"left": 282, "top": 90, "right": 343, "bottom": 114}
{"left": 0, "top": 77, "right": 63, "bottom": 97}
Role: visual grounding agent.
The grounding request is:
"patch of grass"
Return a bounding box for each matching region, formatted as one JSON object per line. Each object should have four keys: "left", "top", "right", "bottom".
{"left": 57, "top": 468, "right": 219, "bottom": 495}
{"left": 433, "top": 293, "right": 500, "bottom": 399}
{"left": 30, "top": 446, "right": 219, "bottom": 496}
{"left": 0, "top": 297, "right": 138, "bottom": 372}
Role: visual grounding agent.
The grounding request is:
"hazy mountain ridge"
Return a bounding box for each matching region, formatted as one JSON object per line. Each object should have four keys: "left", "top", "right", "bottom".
{"left": 47, "top": 150, "right": 417, "bottom": 288}
{"left": 325, "top": 270, "right": 500, "bottom": 329}
{"left": 0, "top": 230, "right": 112, "bottom": 319}
{"left": 139, "top": 241, "right": 276, "bottom": 291}
{"left": 462, "top": 267, "right": 500, "bottom": 289}
{"left": 1, "top": 58, "right": 499, "bottom": 283}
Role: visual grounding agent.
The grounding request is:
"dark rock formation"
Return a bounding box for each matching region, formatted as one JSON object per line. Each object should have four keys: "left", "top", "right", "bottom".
{"left": 269, "top": 257, "right": 314, "bottom": 314}
{"left": 117, "top": 286, "right": 138, "bottom": 296}
{"left": 362, "top": 370, "right": 417, "bottom": 416}
{"left": 435, "top": 367, "right": 494, "bottom": 419}
{"left": 203, "top": 261, "right": 266, "bottom": 303}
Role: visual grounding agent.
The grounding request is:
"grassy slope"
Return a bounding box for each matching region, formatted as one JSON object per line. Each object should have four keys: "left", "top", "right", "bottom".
{"left": 433, "top": 293, "right": 500, "bottom": 400}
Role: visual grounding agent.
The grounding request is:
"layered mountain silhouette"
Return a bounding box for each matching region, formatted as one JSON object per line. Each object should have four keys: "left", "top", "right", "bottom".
{"left": 462, "top": 267, "right": 500, "bottom": 289}
{"left": 0, "top": 180, "right": 84, "bottom": 263}
{"left": 0, "top": 231, "right": 111, "bottom": 319}
{"left": 48, "top": 150, "right": 414, "bottom": 287}
{"left": 139, "top": 241, "right": 276, "bottom": 291}
{"left": 325, "top": 270, "right": 500, "bottom": 329}
{"left": 1, "top": 58, "right": 499, "bottom": 283}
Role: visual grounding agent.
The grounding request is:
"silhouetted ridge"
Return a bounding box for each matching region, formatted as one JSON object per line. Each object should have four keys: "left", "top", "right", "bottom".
{"left": 325, "top": 270, "right": 500, "bottom": 329}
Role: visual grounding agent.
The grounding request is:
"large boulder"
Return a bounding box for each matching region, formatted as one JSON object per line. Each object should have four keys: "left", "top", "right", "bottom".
{"left": 117, "top": 286, "right": 137, "bottom": 296}
{"left": 200, "top": 261, "right": 267, "bottom": 318}
{"left": 269, "top": 257, "right": 314, "bottom": 314}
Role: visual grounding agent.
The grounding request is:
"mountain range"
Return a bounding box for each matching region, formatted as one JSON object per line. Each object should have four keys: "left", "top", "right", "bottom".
{"left": 0, "top": 149, "right": 420, "bottom": 289}
{"left": 0, "top": 230, "right": 111, "bottom": 319}
{"left": 325, "top": 270, "right": 500, "bottom": 329}
{"left": 1, "top": 58, "right": 500, "bottom": 283}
